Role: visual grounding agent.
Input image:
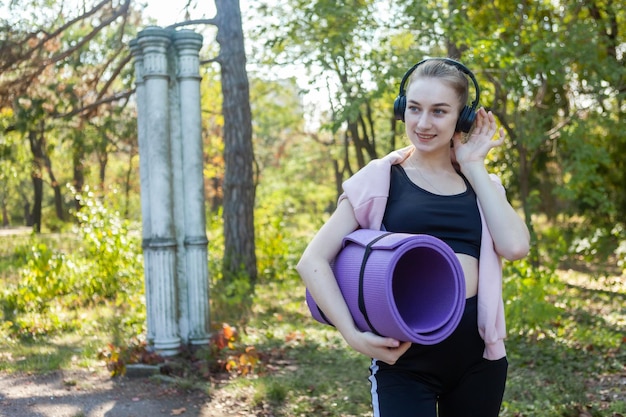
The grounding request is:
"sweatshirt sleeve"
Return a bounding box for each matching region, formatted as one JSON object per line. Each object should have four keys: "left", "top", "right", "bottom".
{"left": 337, "top": 146, "right": 413, "bottom": 230}
{"left": 339, "top": 159, "right": 392, "bottom": 230}
{"left": 477, "top": 174, "right": 509, "bottom": 360}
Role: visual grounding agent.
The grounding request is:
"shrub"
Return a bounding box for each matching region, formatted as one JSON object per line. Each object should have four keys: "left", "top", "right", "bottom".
{"left": 0, "top": 186, "right": 144, "bottom": 339}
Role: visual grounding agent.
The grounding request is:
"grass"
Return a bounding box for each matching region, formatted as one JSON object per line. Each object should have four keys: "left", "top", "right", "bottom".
{"left": 215, "top": 274, "right": 626, "bottom": 417}
{"left": 232, "top": 279, "right": 374, "bottom": 416}
{"left": 500, "top": 270, "right": 625, "bottom": 417}
{"left": 0, "top": 232, "right": 624, "bottom": 417}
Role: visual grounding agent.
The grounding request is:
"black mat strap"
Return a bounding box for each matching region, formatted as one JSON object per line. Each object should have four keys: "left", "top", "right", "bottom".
{"left": 358, "top": 232, "right": 393, "bottom": 335}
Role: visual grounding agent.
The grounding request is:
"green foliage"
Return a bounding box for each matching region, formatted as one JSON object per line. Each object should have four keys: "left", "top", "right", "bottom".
{"left": 1, "top": 239, "right": 83, "bottom": 338}
{"left": 206, "top": 210, "right": 251, "bottom": 324}
{"left": 0, "top": 186, "right": 144, "bottom": 339}
{"left": 569, "top": 222, "right": 625, "bottom": 269}
{"left": 208, "top": 153, "right": 335, "bottom": 323}
{"left": 503, "top": 257, "right": 562, "bottom": 335}
{"left": 502, "top": 268, "right": 626, "bottom": 417}
{"left": 72, "top": 186, "right": 143, "bottom": 302}
{"left": 255, "top": 187, "right": 309, "bottom": 284}
{"left": 500, "top": 218, "right": 625, "bottom": 417}
{"left": 616, "top": 236, "right": 626, "bottom": 276}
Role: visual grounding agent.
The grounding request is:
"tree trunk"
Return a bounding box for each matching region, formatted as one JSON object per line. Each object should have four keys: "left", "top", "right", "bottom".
{"left": 73, "top": 135, "right": 85, "bottom": 211}
{"left": 98, "top": 150, "right": 108, "bottom": 190}
{"left": 42, "top": 152, "right": 64, "bottom": 221}
{"left": 21, "top": 190, "right": 33, "bottom": 227}
{"left": 27, "top": 129, "right": 44, "bottom": 233}
{"left": 1, "top": 200, "right": 8, "bottom": 227}
{"left": 215, "top": 0, "right": 258, "bottom": 284}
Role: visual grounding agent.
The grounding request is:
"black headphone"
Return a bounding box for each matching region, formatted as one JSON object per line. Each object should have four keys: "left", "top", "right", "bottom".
{"left": 393, "top": 58, "right": 480, "bottom": 133}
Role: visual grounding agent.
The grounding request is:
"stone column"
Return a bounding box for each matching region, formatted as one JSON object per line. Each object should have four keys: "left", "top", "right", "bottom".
{"left": 167, "top": 36, "right": 188, "bottom": 343}
{"left": 129, "top": 39, "right": 155, "bottom": 344}
{"left": 174, "top": 30, "right": 211, "bottom": 345}
{"left": 132, "top": 26, "right": 211, "bottom": 355}
{"left": 136, "top": 26, "right": 180, "bottom": 356}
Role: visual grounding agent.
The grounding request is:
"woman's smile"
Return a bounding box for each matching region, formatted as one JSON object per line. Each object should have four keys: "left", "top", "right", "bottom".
{"left": 416, "top": 132, "right": 436, "bottom": 141}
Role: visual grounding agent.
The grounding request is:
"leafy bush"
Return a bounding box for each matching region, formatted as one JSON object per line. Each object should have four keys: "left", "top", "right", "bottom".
{"left": 0, "top": 186, "right": 144, "bottom": 339}
{"left": 503, "top": 258, "right": 562, "bottom": 335}
{"left": 207, "top": 177, "right": 311, "bottom": 323}
{"left": 255, "top": 193, "right": 306, "bottom": 283}
{"left": 72, "top": 186, "right": 144, "bottom": 305}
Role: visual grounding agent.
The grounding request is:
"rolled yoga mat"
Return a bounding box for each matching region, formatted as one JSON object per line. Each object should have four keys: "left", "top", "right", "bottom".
{"left": 306, "top": 229, "right": 466, "bottom": 344}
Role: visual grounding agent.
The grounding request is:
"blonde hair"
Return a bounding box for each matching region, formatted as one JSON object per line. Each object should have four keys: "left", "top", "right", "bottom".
{"left": 407, "top": 59, "right": 470, "bottom": 111}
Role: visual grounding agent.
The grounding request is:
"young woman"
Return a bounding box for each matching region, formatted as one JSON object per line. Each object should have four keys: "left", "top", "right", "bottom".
{"left": 297, "top": 58, "right": 530, "bottom": 416}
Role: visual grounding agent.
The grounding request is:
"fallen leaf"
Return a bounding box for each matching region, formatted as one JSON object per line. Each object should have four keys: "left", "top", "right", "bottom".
{"left": 171, "top": 407, "right": 186, "bottom": 415}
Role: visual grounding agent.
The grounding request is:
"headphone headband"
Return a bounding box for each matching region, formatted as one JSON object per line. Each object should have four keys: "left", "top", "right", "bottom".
{"left": 393, "top": 58, "right": 480, "bottom": 132}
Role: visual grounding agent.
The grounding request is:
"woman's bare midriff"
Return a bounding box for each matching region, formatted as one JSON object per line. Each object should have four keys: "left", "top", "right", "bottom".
{"left": 457, "top": 253, "right": 479, "bottom": 298}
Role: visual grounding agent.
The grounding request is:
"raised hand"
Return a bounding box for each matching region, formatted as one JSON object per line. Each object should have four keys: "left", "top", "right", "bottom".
{"left": 452, "top": 108, "right": 505, "bottom": 169}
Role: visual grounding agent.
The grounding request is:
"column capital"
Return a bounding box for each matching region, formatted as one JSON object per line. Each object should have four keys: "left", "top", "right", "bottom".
{"left": 136, "top": 26, "right": 172, "bottom": 78}
{"left": 172, "top": 30, "right": 203, "bottom": 52}
{"left": 173, "top": 30, "right": 203, "bottom": 80}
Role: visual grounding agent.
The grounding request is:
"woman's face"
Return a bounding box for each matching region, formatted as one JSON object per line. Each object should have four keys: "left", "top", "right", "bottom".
{"left": 404, "top": 77, "right": 462, "bottom": 153}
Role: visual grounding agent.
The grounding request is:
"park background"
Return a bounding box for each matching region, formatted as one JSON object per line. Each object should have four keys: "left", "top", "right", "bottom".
{"left": 0, "top": 0, "right": 624, "bottom": 416}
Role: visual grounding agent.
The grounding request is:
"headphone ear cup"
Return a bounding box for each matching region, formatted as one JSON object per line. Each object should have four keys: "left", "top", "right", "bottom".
{"left": 456, "top": 105, "right": 476, "bottom": 133}
{"left": 394, "top": 95, "right": 406, "bottom": 121}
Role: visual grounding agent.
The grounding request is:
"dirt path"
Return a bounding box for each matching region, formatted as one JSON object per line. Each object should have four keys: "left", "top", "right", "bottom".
{"left": 0, "top": 227, "right": 31, "bottom": 237}
{"left": 0, "top": 369, "right": 257, "bottom": 417}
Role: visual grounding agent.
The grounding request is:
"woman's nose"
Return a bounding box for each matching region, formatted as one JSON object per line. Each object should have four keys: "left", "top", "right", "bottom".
{"left": 417, "top": 112, "right": 431, "bottom": 129}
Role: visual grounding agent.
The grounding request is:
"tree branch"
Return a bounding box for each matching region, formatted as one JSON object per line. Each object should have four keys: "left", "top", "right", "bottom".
{"left": 56, "top": 89, "right": 135, "bottom": 119}
{"left": 43, "top": 0, "right": 131, "bottom": 67}
{"left": 166, "top": 18, "right": 218, "bottom": 30}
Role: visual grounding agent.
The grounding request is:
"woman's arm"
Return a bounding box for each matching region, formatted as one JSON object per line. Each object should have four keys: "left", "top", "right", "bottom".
{"left": 296, "top": 199, "right": 411, "bottom": 363}
{"left": 453, "top": 108, "right": 530, "bottom": 260}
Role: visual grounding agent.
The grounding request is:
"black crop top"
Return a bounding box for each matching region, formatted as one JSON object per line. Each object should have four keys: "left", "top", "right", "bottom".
{"left": 382, "top": 164, "right": 482, "bottom": 258}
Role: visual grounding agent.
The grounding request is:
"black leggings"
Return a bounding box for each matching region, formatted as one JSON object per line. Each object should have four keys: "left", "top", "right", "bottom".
{"left": 368, "top": 296, "right": 508, "bottom": 417}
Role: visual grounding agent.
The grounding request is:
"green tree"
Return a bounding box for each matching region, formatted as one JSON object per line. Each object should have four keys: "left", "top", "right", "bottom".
{"left": 249, "top": 77, "right": 304, "bottom": 174}
{"left": 254, "top": 0, "right": 625, "bottom": 263}
{"left": 254, "top": 0, "right": 407, "bottom": 196}
{"left": 458, "top": 0, "right": 625, "bottom": 259}
{"left": 0, "top": 0, "right": 139, "bottom": 231}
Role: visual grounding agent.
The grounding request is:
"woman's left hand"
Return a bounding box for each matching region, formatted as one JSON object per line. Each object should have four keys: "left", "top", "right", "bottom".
{"left": 452, "top": 108, "right": 504, "bottom": 169}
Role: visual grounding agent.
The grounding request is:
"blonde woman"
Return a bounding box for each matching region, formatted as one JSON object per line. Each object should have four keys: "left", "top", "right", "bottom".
{"left": 297, "top": 58, "right": 530, "bottom": 416}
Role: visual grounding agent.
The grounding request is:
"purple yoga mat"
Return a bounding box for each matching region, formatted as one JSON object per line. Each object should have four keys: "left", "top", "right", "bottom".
{"left": 306, "top": 229, "right": 466, "bottom": 344}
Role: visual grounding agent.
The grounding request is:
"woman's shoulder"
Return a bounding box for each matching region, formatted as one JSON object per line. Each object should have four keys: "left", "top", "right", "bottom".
{"left": 339, "top": 147, "right": 413, "bottom": 230}
{"left": 362, "top": 146, "right": 414, "bottom": 172}
{"left": 346, "top": 147, "right": 412, "bottom": 185}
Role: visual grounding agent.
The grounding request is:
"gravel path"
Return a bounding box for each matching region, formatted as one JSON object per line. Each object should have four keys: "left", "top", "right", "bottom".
{"left": 0, "top": 370, "right": 213, "bottom": 417}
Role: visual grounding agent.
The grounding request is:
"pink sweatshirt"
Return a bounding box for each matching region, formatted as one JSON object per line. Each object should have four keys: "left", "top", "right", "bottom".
{"left": 339, "top": 146, "right": 507, "bottom": 360}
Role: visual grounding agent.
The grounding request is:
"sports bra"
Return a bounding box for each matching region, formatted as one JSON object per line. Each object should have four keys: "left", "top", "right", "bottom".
{"left": 382, "top": 164, "right": 482, "bottom": 258}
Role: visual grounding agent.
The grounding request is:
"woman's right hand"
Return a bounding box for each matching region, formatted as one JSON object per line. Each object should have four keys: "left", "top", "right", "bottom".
{"left": 344, "top": 329, "right": 412, "bottom": 365}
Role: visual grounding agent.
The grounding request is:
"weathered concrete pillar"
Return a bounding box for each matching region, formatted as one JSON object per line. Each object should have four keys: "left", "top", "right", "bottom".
{"left": 174, "top": 30, "right": 210, "bottom": 345}
{"left": 136, "top": 26, "right": 180, "bottom": 356}
{"left": 132, "top": 26, "right": 210, "bottom": 355}
{"left": 167, "top": 33, "right": 188, "bottom": 344}
{"left": 129, "top": 39, "right": 156, "bottom": 344}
